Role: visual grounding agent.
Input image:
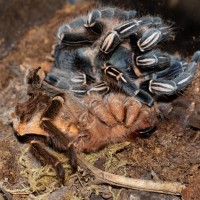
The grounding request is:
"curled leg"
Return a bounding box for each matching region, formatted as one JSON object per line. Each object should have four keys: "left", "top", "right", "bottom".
{"left": 84, "top": 7, "right": 137, "bottom": 35}
{"left": 57, "top": 17, "right": 97, "bottom": 48}
{"left": 75, "top": 93, "right": 158, "bottom": 152}
{"left": 102, "top": 63, "right": 154, "bottom": 106}
{"left": 148, "top": 51, "right": 200, "bottom": 95}
{"left": 99, "top": 16, "right": 167, "bottom": 54}
{"left": 105, "top": 93, "right": 126, "bottom": 122}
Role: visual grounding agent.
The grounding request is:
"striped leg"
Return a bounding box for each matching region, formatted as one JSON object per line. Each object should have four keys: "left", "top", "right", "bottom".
{"left": 148, "top": 51, "right": 200, "bottom": 95}
{"left": 57, "top": 7, "right": 137, "bottom": 48}
{"left": 134, "top": 50, "right": 171, "bottom": 73}
{"left": 57, "top": 17, "right": 97, "bottom": 48}
{"left": 99, "top": 16, "right": 165, "bottom": 54}
{"left": 102, "top": 63, "right": 154, "bottom": 106}
{"left": 84, "top": 7, "right": 137, "bottom": 35}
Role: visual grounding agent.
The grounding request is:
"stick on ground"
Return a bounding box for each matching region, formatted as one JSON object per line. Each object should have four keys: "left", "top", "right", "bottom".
{"left": 77, "top": 154, "right": 186, "bottom": 196}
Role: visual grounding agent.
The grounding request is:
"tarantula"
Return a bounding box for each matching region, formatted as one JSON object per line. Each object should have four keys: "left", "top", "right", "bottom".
{"left": 47, "top": 7, "right": 200, "bottom": 106}
{"left": 10, "top": 7, "right": 200, "bottom": 184}
{"left": 10, "top": 67, "right": 158, "bottom": 183}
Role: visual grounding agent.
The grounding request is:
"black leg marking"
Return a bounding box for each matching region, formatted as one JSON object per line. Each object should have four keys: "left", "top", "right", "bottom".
{"left": 57, "top": 17, "right": 85, "bottom": 40}
{"left": 137, "top": 26, "right": 172, "bottom": 52}
{"left": 100, "top": 31, "right": 121, "bottom": 54}
{"left": 60, "top": 33, "right": 95, "bottom": 48}
{"left": 70, "top": 73, "right": 87, "bottom": 85}
{"left": 70, "top": 85, "right": 88, "bottom": 97}
{"left": 84, "top": 9, "right": 104, "bottom": 35}
{"left": 139, "top": 125, "right": 156, "bottom": 138}
{"left": 57, "top": 17, "right": 98, "bottom": 48}
{"left": 134, "top": 90, "right": 154, "bottom": 107}
{"left": 102, "top": 63, "right": 127, "bottom": 83}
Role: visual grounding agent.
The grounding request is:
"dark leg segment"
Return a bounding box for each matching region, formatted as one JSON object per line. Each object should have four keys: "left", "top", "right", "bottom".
{"left": 41, "top": 120, "right": 77, "bottom": 171}
{"left": 40, "top": 93, "right": 78, "bottom": 171}
{"left": 99, "top": 16, "right": 165, "bottom": 54}
{"left": 102, "top": 63, "right": 154, "bottom": 106}
{"left": 42, "top": 95, "right": 65, "bottom": 120}
{"left": 148, "top": 51, "right": 200, "bottom": 95}
{"left": 30, "top": 141, "right": 66, "bottom": 184}
{"left": 84, "top": 7, "right": 137, "bottom": 35}
{"left": 57, "top": 17, "right": 97, "bottom": 48}
{"left": 57, "top": 7, "right": 137, "bottom": 48}
{"left": 134, "top": 50, "right": 171, "bottom": 71}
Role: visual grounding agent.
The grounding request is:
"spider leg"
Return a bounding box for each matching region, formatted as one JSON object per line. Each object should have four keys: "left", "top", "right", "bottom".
{"left": 41, "top": 119, "right": 77, "bottom": 171}
{"left": 75, "top": 93, "right": 158, "bottom": 152}
{"left": 30, "top": 140, "right": 66, "bottom": 184}
{"left": 124, "top": 96, "right": 142, "bottom": 127}
{"left": 58, "top": 7, "right": 137, "bottom": 48}
{"left": 104, "top": 93, "right": 126, "bottom": 122}
{"left": 99, "top": 16, "right": 166, "bottom": 54}
{"left": 134, "top": 50, "right": 171, "bottom": 72}
{"left": 57, "top": 17, "right": 97, "bottom": 48}
{"left": 40, "top": 94, "right": 78, "bottom": 171}
{"left": 87, "top": 82, "right": 109, "bottom": 95}
{"left": 135, "top": 26, "right": 172, "bottom": 52}
{"left": 84, "top": 7, "right": 137, "bottom": 35}
{"left": 84, "top": 94, "right": 117, "bottom": 127}
{"left": 25, "top": 67, "right": 45, "bottom": 94}
{"left": 148, "top": 51, "right": 200, "bottom": 95}
{"left": 102, "top": 63, "right": 154, "bottom": 106}
{"left": 127, "top": 107, "right": 157, "bottom": 138}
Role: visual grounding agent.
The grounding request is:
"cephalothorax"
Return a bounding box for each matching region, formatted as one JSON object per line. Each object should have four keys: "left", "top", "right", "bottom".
{"left": 47, "top": 7, "right": 200, "bottom": 106}
{"left": 10, "top": 67, "right": 158, "bottom": 183}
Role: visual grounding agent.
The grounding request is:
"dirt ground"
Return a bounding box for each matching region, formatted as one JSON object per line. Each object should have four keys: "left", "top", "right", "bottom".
{"left": 0, "top": 1, "right": 199, "bottom": 200}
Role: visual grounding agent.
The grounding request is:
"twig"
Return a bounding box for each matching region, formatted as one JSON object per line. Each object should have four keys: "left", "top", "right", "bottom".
{"left": 77, "top": 154, "right": 186, "bottom": 195}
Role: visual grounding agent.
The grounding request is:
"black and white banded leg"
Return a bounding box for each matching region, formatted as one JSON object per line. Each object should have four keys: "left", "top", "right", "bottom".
{"left": 134, "top": 50, "right": 171, "bottom": 72}
{"left": 57, "top": 17, "right": 97, "bottom": 48}
{"left": 57, "top": 7, "right": 137, "bottom": 48}
{"left": 99, "top": 16, "right": 166, "bottom": 54}
{"left": 148, "top": 51, "right": 200, "bottom": 95}
{"left": 102, "top": 63, "right": 154, "bottom": 106}
{"left": 84, "top": 7, "right": 137, "bottom": 35}
{"left": 135, "top": 26, "right": 172, "bottom": 52}
{"left": 87, "top": 82, "right": 110, "bottom": 95}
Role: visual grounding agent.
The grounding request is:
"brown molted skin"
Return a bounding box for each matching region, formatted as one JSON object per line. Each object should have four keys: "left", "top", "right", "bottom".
{"left": 10, "top": 68, "right": 158, "bottom": 180}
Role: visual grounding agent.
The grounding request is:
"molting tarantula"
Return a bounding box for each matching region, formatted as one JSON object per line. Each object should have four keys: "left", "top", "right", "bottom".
{"left": 10, "top": 67, "right": 158, "bottom": 183}
{"left": 11, "top": 6, "right": 200, "bottom": 184}
{"left": 47, "top": 7, "right": 200, "bottom": 106}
